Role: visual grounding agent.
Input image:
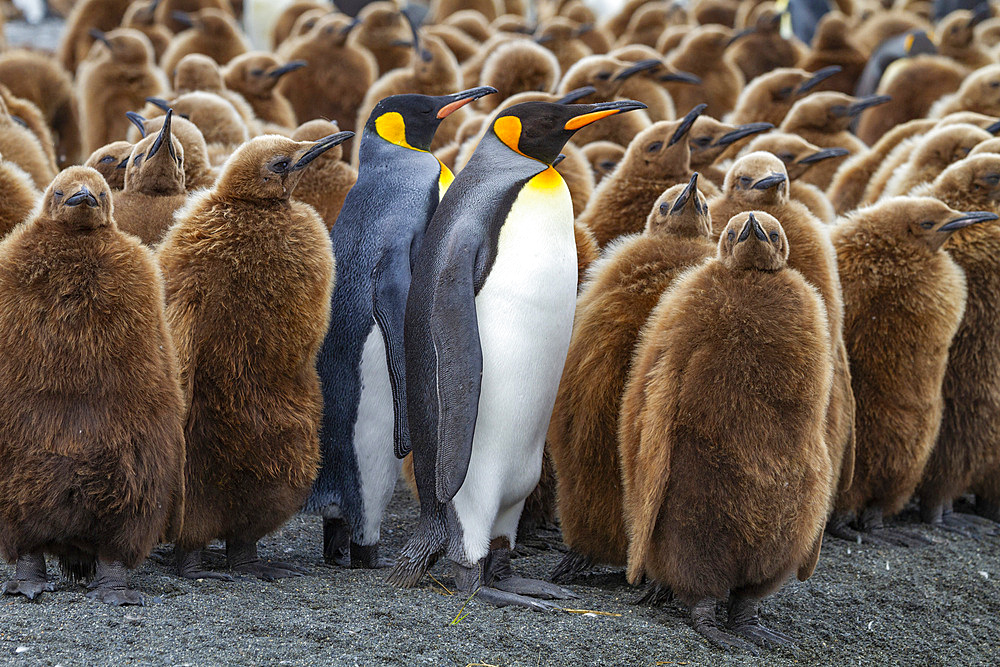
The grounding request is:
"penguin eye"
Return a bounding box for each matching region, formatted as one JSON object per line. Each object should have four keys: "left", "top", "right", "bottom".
{"left": 984, "top": 173, "right": 1000, "bottom": 185}
{"left": 769, "top": 231, "right": 779, "bottom": 242}
{"left": 991, "top": 81, "right": 1000, "bottom": 89}
{"left": 599, "top": 160, "right": 617, "bottom": 170}
{"left": 777, "top": 86, "right": 793, "bottom": 99}
{"left": 647, "top": 141, "right": 663, "bottom": 153}
{"left": 53, "top": 190, "right": 63, "bottom": 198}
{"left": 99, "top": 155, "right": 115, "bottom": 163}
{"left": 251, "top": 68, "right": 265, "bottom": 76}
{"left": 920, "top": 220, "right": 935, "bottom": 229}
{"left": 99, "top": 192, "right": 107, "bottom": 200}
{"left": 659, "top": 203, "right": 669, "bottom": 214}
{"left": 778, "top": 152, "right": 794, "bottom": 162}
{"left": 596, "top": 71, "right": 612, "bottom": 81}
{"left": 727, "top": 230, "right": 735, "bottom": 241}
{"left": 271, "top": 159, "right": 290, "bottom": 173}
{"left": 739, "top": 175, "right": 752, "bottom": 188}
{"left": 692, "top": 136, "right": 712, "bottom": 147}
{"left": 133, "top": 152, "right": 144, "bottom": 165}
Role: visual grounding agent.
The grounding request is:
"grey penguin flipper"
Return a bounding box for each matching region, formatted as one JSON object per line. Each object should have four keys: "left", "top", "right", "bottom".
{"left": 372, "top": 251, "right": 415, "bottom": 459}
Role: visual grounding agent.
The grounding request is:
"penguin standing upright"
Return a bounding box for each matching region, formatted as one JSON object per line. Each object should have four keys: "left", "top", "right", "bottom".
{"left": 388, "top": 98, "right": 646, "bottom": 609}
{"left": 309, "top": 86, "right": 496, "bottom": 569}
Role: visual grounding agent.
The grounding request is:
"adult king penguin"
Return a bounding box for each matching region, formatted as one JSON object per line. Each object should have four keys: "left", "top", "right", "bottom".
{"left": 309, "top": 86, "right": 497, "bottom": 569}
{"left": 388, "top": 98, "right": 646, "bottom": 610}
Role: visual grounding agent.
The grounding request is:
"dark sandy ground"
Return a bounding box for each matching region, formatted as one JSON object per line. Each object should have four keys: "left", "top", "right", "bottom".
{"left": 1, "top": 486, "right": 999, "bottom": 666}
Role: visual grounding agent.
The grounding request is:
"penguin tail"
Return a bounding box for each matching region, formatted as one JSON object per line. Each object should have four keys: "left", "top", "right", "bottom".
{"left": 58, "top": 553, "right": 96, "bottom": 583}
{"left": 386, "top": 510, "right": 448, "bottom": 588}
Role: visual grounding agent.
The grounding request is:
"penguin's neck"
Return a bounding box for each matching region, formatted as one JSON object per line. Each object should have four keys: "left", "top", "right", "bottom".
{"left": 358, "top": 134, "right": 441, "bottom": 178}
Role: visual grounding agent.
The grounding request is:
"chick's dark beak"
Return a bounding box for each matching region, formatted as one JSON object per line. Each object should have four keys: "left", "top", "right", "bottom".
{"left": 670, "top": 172, "right": 700, "bottom": 214}
{"left": 89, "top": 29, "right": 113, "bottom": 49}
{"left": 668, "top": 104, "right": 707, "bottom": 146}
{"left": 752, "top": 173, "right": 787, "bottom": 190}
{"left": 289, "top": 131, "right": 355, "bottom": 171}
{"left": 613, "top": 59, "right": 662, "bottom": 81}
{"left": 269, "top": 60, "right": 307, "bottom": 78}
{"left": 939, "top": 210, "right": 999, "bottom": 231}
{"left": 66, "top": 185, "right": 99, "bottom": 208}
{"left": 126, "top": 111, "right": 148, "bottom": 138}
{"left": 796, "top": 65, "right": 841, "bottom": 95}
{"left": 172, "top": 10, "right": 195, "bottom": 28}
{"left": 147, "top": 108, "right": 175, "bottom": 160}
{"left": 797, "top": 147, "right": 850, "bottom": 164}
{"left": 714, "top": 122, "right": 773, "bottom": 147}
{"left": 556, "top": 86, "right": 597, "bottom": 104}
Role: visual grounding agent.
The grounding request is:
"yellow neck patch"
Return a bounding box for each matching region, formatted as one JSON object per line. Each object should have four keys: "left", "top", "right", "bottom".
{"left": 528, "top": 166, "right": 564, "bottom": 191}
{"left": 438, "top": 160, "right": 454, "bottom": 195}
{"left": 375, "top": 112, "right": 422, "bottom": 151}
{"left": 494, "top": 115, "right": 527, "bottom": 157}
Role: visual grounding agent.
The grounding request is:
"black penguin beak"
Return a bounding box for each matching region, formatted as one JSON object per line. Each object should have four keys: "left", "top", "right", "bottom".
{"left": 985, "top": 119, "right": 1000, "bottom": 135}
{"left": 66, "top": 185, "right": 99, "bottom": 208}
{"left": 341, "top": 17, "right": 362, "bottom": 36}
{"left": 117, "top": 157, "right": 128, "bottom": 169}
{"left": 556, "top": 86, "right": 597, "bottom": 104}
{"left": 88, "top": 29, "right": 114, "bottom": 49}
{"left": 749, "top": 212, "right": 767, "bottom": 240}
{"left": 552, "top": 153, "right": 566, "bottom": 167}
{"left": 670, "top": 172, "right": 700, "bottom": 214}
{"left": 10, "top": 115, "right": 27, "bottom": 128}
{"left": 737, "top": 214, "right": 753, "bottom": 242}
{"left": 145, "top": 97, "right": 172, "bottom": 113}
{"left": 574, "top": 24, "right": 593, "bottom": 37}
{"left": 289, "top": 131, "right": 355, "bottom": 172}
{"left": 658, "top": 70, "right": 702, "bottom": 85}
{"left": 752, "top": 172, "right": 787, "bottom": 190}
{"left": 172, "top": 11, "right": 195, "bottom": 28}
{"left": 834, "top": 95, "right": 891, "bottom": 117}
{"left": 726, "top": 27, "right": 756, "bottom": 46}
{"left": 613, "top": 59, "right": 662, "bottom": 81}
{"left": 534, "top": 34, "right": 554, "bottom": 44}
{"left": 970, "top": 3, "right": 991, "bottom": 27}
{"left": 795, "top": 66, "right": 841, "bottom": 96}
{"left": 126, "top": 111, "right": 148, "bottom": 138}
{"left": 713, "top": 122, "right": 773, "bottom": 147}
{"left": 668, "top": 104, "right": 707, "bottom": 146}
{"left": 939, "top": 210, "right": 999, "bottom": 231}
{"left": 269, "top": 60, "right": 307, "bottom": 78}
{"left": 435, "top": 86, "right": 498, "bottom": 119}
{"left": 563, "top": 99, "right": 647, "bottom": 131}
{"left": 147, "top": 108, "right": 175, "bottom": 160}
{"left": 797, "top": 147, "right": 850, "bottom": 164}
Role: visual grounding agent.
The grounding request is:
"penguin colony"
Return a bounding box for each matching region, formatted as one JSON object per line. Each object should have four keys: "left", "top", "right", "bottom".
{"left": 2, "top": 0, "right": 1000, "bottom": 654}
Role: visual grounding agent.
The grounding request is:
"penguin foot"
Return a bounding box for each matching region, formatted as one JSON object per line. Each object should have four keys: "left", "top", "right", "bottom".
{"left": 2, "top": 554, "right": 55, "bottom": 600}
{"left": 176, "top": 548, "right": 234, "bottom": 581}
{"left": 227, "top": 541, "right": 305, "bottom": 581}
{"left": 550, "top": 549, "right": 592, "bottom": 583}
{"left": 691, "top": 598, "right": 759, "bottom": 654}
{"left": 486, "top": 545, "right": 577, "bottom": 599}
{"left": 323, "top": 517, "right": 351, "bottom": 567}
{"left": 858, "top": 508, "right": 934, "bottom": 547}
{"left": 472, "top": 586, "right": 562, "bottom": 611}
{"left": 86, "top": 560, "right": 143, "bottom": 606}
{"left": 349, "top": 542, "right": 393, "bottom": 569}
{"left": 921, "top": 502, "right": 994, "bottom": 538}
{"left": 726, "top": 595, "right": 795, "bottom": 651}
{"left": 631, "top": 581, "right": 674, "bottom": 606}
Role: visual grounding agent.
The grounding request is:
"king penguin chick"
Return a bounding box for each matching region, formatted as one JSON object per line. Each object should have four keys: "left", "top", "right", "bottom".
{"left": 743, "top": 132, "right": 849, "bottom": 222}
{"left": 160, "top": 9, "right": 251, "bottom": 78}
{"left": 911, "top": 156, "right": 1000, "bottom": 529}
{"left": 548, "top": 175, "right": 716, "bottom": 583}
{"left": 0, "top": 152, "right": 39, "bottom": 237}
{"left": 388, "top": 98, "right": 645, "bottom": 609}
{"left": 664, "top": 24, "right": 744, "bottom": 119}
{"left": 77, "top": 29, "right": 165, "bottom": 157}
{"left": 687, "top": 115, "right": 774, "bottom": 186}
{"left": 272, "top": 1, "right": 328, "bottom": 49}
{"left": 936, "top": 7, "right": 994, "bottom": 71}
{"left": 276, "top": 13, "right": 376, "bottom": 134}
{"left": 577, "top": 105, "right": 705, "bottom": 248}
{"left": 122, "top": 0, "right": 173, "bottom": 63}
{"left": 0, "top": 86, "right": 58, "bottom": 179}
{"left": 798, "top": 12, "right": 868, "bottom": 95}
{"left": 171, "top": 54, "right": 257, "bottom": 129}
{"left": 620, "top": 210, "right": 833, "bottom": 653}
{"left": 727, "top": 66, "right": 841, "bottom": 127}
{"left": 145, "top": 93, "right": 249, "bottom": 166}
{"left": 581, "top": 139, "right": 624, "bottom": 183}
{"left": 727, "top": 5, "right": 807, "bottom": 83}
{"left": 610, "top": 54, "right": 701, "bottom": 123}
{"left": 289, "top": 119, "right": 358, "bottom": 231}
{"left": 476, "top": 40, "right": 561, "bottom": 114}
{"left": 0, "top": 96, "right": 56, "bottom": 191}
{"left": 128, "top": 110, "right": 217, "bottom": 190}
{"left": 354, "top": 3, "right": 413, "bottom": 76}
{"left": 157, "top": 131, "right": 348, "bottom": 581}
{"left": 309, "top": 87, "right": 493, "bottom": 569}
{"left": 710, "top": 152, "right": 856, "bottom": 503}
{"left": 223, "top": 52, "right": 306, "bottom": 129}
{"left": 881, "top": 123, "right": 992, "bottom": 198}
{"left": 84, "top": 140, "right": 132, "bottom": 191}
{"left": 56, "top": 0, "right": 132, "bottom": 74}
{"left": 827, "top": 196, "right": 991, "bottom": 545}
{"left": 535, "top": 16, "right": 593, "bottom": 75}
{"left": 930, "top": 64, "right": 1000, "bottom": 118}
{"left": 114, "top": 110, "right": 187, "bottom": 246}
{"left": 155, "top": 0, "right": 234, "bottom": 34}
{"left": 0, "top": 166, "right": 184, "bottom": 606}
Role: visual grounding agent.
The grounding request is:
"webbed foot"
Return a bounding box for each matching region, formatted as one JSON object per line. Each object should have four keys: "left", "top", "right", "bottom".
{"left": 176, "top": 547, "right": 234, "bottom": 581}
{"left": 727, "top": 595, "right": 795, "bottom": 651}
{"left": 691, "top": 598, "right": 759, "bottom": 654}
{"left": 2, "top": 554, "right": 55, "bottom": 600}
{"left": 323, "top": 517, "right": 350, "bottom": 568}
{"left": 486, "top": 545, "right": 577, "bottom": 599}
{"left": 86, "top": 560, "right": 143, "bottom": 606}
{"left": 228, "top": 540, "right": 304, "bottom": 581}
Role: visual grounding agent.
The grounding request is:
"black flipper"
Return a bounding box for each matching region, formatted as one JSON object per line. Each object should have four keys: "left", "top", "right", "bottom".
{"left": 373, "top": 250, "right": 414, "bottom": 459}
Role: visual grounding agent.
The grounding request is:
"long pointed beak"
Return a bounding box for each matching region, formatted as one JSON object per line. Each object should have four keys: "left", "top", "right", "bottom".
{"left": 117, "top": 157, "right": 128, "bottom": 169}
{"left": 713, "top": 122, "right": 773, "bottom": 147}
{"left": 289, "top": 131, "right": 355, "bottom": 171}
{"left": 985, "top": 119, "right": 1000, "bottom": 135}
{"left": 737, "top": 214, "right": 753, "bottom": 242}
{"left": 88, "top": 29, "right": 113, "bottom": 49}
{"left": 796, "top": 65, "right": 841, "bottom": 96}
{"left": 66, "top": 185, "right": 99, "bottom": 208}
{"left": 752, "top": 173, "right": 787, "bottom": 190}
{"left": 556, "top": 86, "right": 596, "bottom": 104}
{"left": 726, "top": 27, "right": 756, "bottom": 46}
{"left": 749, "top": 211, "right": 767, "bottom": 240}
{"left": 563, "top": 99, "right": 647, "bottom": 131}
{"left": 534, "top": 34, "right": 554, "bottom": 44}
{"left": 269, "top": 60, "right": 307, "bottom": 78}
{"left": 341, "top": 17, "right": 361, "bottom": 36}
{"left": 435, "top": 86, "right": 497, "bottom": 119}
{"left": 670, "top": 172, "right": 700, "bottom": 214}
{"left": 797, "top": 147, "right": 850, "bottom": 164}
{"left": 970, "top": 3, "right": 991, "bottom": 27}
{"left": 614, "top": 58, "right": 662, "bottom": 81}
{"left": 939, "top": 210, "right": 999, "bottom": 231}
{"left": 668, "top": 103, "right": 707, "bottom": 146}
{"left": 145, "top": 97, "right": 171, "bottom": 113}
{"left": 172, "top": 10, "right": 195, "bottom": 28}
{"left": 148, "top": 108, "right": 174, "bottom": 160}
{"left": 839, "top": 95, "right": 891, "bottom": 117}
{"left": 126, "top": 111, "right": 148, "bottom": 138}
{"left": 659, "top": 70, "right": 702, "bottom": 85}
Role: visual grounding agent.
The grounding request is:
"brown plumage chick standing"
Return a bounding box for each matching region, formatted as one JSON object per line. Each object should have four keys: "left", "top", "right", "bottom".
{"left": 621, "top": 211, "right": 833, "bottom": 652}
{"left": 829, "top": 197, "right": 992, "bottom": 545}
{"left": 157, "top": 132, "right": 350, "bottom": 580}
{"left": 0, "top": 166, "right": 185, "bottom": 606}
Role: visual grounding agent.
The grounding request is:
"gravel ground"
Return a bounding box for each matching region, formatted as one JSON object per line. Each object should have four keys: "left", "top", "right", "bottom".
{"left": 1, "top": 487, "right": 999, "bottom": 666}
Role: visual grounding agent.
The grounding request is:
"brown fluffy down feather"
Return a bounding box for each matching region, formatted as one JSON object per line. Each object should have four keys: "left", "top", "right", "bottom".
{"left": 549, "top": 182, "right": 715, "bottom": 567}
{"left": 156, "top": 137, "right": 334, "bottom": 551}
{"left": 0, "top": 159, "right": 39, "bottom": 238}
{"left": 290, "top": 119, "right": 357, "bottom": 231}
{"left": 0, "top": 166, "right": 185, "bottom": 577}
{"left": 621, "top": 211, "right": 833, "bottom": 602}
{"left": 831, "top": 198, "right": 968, "bottom": 518}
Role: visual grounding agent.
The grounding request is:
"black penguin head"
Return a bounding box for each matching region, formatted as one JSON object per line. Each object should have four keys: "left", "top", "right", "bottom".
{"left": 366, "top": 87, "right": 497, "bottom": 152}
{"left": 490, "top": 99, "right": 646, "bottom": 165}
{"left": 44, "top": 166, "right": 114, "bottom": 230}
{"left": 720, "top": 211, "right": 788, "bottom": 271}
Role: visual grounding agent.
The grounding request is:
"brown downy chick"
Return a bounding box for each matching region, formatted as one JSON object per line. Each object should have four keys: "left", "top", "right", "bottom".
{"left": 975, "top": 16, "right": 1000, "bottom": 49}
{"left": 354, "top": 3, "right": 412, "bottom": 76}
{"left": 535, "top": 16, "right": 593, "bottom": 74}
{"left": 289, "top": 119, "right": 357, "bottom": 230}
{"left": 276, "top": 13, "right": 377, "bottom": 134}
{"left": 430, "top": 0, "right": 502, "bottom": 23}
{"left": 615, "top": 2, "right": 676, "bottom": 49}
{"left": 172, "top": 54, "right": 257, "bottom": 129}
{"left": 882, "top": 123, "right": 992, "bottom": 198}
{"left": 0, "top": 166, "right": 184, "bottom": 605}
{"left": 798, "top": 12, "right": 867, "bottom": 94}
{"left": 690, "top": 0, "right": 740, "bottom": 28}
{"left": 114, "top": 110, "right": 187, "bottom": 246}
{"left": 77, "top": 29, "right": 165, "bottom": 157}
{"left": 665, "top": 24, "right": 744, "bottom": 119}
{"left": 0, "top": 86, "right": 58, "bottom": 177}
{"left": 476, "top": 40, "right": 561, "bottom": 113}
{"left": 445, "top": 10, "right": 493, "bottom": 42}
{"left": 154, "top": 0, "right": 234, "bottom": 33}
{"left": 728, "top": 66, "right": 841, "bottom": 127}
{"left": 601, "top": 0, "right": 651, "bottom": 39}
{"left": 906, "top": 156, "right": 1000, "bottom": 528}
{"left": 827, "top": 117, "right": 936, "bottom": 214}
{"left": 829, "top": 197, "right": 986, "bottom": 544}
{"left": 744, "top": 132, "right": 848, "bottom": 222}
{"left": 969, "top": 137, "right": 1000, "bottom": 156}
{"left": 780, "top": 91, "right": 890, "bottom": 189}
{"left": 0, "top": 96, "right": 56, "bottom": 191}
{"left": 609, "top": 52, "right": 702, "bottom": 123}
{"left": 556, "top": 56, "right": 654, "bottom": 146}
{"left": 129, "top": 111, "right": 216, "bottom": 190}
{"left": 0, "top": 50, "right": 82, "bottom": 168}
{"left": 84, "top": 140, "right": 132, "bottom": 190}
{"left": 548, "top": 174, "right": 716, "bottom": 582}
{"left": 0, "top": 152, "right": 39, "bottom": 238}
{"left": 157, "top": 132, "right": 346, "bottom": 581}
{"left": 621, "top": 210, "right": 833, "bottom": 652}
{"left": 272, "top": 1, "right": 328, "bottom": 49}
{"left": 582, "top": 140, "right": 625, "bottom": 184}
{"left": 276, "top": 8, "right": 329, "bottom": 54}
{"left": 578, "top": 105, "right": 705, "bottom": 248}
{"left": 223, "top": 53, "right": 307, "bottom": 129}
{"left": 687, "top": 115, "right": 774, "bottom": 186}
{"left": 57, "top": 0, "right": 132, "bottom": 74}
{"left": 561, "top": 3, "right": 614, "bottom": 54}
{"left": 931, "top": 65, "right": 1000, "bottom": 119}
{"left": 936, "top": 7, "right": 993, "bottom": 71}
{"left": 460, "top": 32, "right": 532, "bottom": 90}
{"left": 145, "top": 93, "right": 249, "bottom": 166}
{"left": 727, "top": 4, "right": 807, "bottom": 83}
{"left": 160, "top": 9, "right": 251, "bottom": 77}
{"left": 423, "top": 24, "right": 482, "bottom": 63}
{"left": 852, "top": 10, "right": 933, "bottom": 53}
{"left": 122, "top": 0, "right": 173, "bottom": 63}
{"left": 710, "top": 152, "right": 856, "bottom": 499}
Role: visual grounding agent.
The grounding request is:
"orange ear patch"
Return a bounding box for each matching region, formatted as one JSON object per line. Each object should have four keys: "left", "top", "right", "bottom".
{"left": 494, "top": 115, "right": 523, "bottom": 154}
{"left": 564, "top": 109, "right": 619, "bottom": 131}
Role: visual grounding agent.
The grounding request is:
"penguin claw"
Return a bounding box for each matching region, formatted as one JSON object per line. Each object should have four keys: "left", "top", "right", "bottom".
{"left": 472, "top": 586, "right": 562, "bottom": 611}
{"left": 493, "top": 575, "right": 579, "bottom": 600}
{"left": 85, "top": 587, "right": 143, "bottom": 607}
{"left": 232, "top": 562, "right": 305, "bottom": 581}
{"left": 728, "top": 622, "right": 795, "bottom": 651}
{"left": 2, "top": 579, "right": 56, "bottom": 600}
{"left": 694, "top": 624, "right": 761, "bottom": 654}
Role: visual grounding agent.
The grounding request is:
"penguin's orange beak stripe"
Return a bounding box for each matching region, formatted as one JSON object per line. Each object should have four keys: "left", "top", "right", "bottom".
{"left": 437, "top": 97, "right": 475, "bottom": 119}
{"left": 564, "top": 109, "right": 620, "bottom": 130}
